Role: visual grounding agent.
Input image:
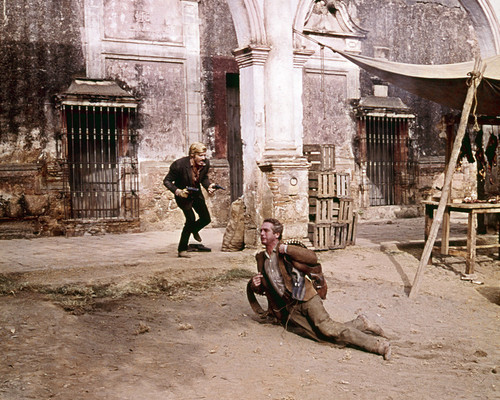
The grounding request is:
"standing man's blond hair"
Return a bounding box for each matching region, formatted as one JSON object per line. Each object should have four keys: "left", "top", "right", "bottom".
{"left": 189, "top": 142, "right": 207, "bottom": 156}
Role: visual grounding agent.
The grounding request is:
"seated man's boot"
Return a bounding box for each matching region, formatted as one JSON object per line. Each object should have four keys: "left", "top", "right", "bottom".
{"left": 355, "top": 314, "right": 388, "bottom": 338}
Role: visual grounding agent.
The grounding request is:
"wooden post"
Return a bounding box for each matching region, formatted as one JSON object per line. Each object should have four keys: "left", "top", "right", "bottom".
{"left": 409, "top": 61, "right": 484, "bottom": 298}
{"left": 465, "top": 211, "right": 477, "bottom": 274}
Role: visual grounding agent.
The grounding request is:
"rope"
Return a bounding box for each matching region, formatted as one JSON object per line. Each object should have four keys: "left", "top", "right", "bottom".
{"left": 467, "top": 70, "right": 482, "bottom": 132}
{"left": 293, "top": 29, "right": 337, "bottom": 54}
{"left": 321, "top": 44, "right": 326, "bottom": 120}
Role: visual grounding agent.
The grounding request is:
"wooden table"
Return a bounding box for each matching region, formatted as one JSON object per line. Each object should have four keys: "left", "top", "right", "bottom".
{"left": 423, "top": 200, "right": 500, "bottom": 274}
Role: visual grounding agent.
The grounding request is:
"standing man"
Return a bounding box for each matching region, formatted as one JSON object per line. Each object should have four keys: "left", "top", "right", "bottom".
{"left": 164, "top": 142, "right": 216, "bottom": 258}
{"left": 248, "top": 218, "right": 392, "bottom": 360}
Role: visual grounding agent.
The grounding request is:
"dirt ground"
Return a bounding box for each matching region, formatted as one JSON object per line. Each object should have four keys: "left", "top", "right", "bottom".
{"left": 1, "top": 219, "right": 499, "bottom": 400}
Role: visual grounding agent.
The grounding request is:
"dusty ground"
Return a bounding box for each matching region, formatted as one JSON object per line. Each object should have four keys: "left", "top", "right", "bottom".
{"left": 0, "top": 218, "right": 499, "bottom": 399}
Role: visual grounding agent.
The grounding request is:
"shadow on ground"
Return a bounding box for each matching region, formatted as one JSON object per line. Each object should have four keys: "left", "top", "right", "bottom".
{"left": 476, "top": 286, "right": 500, "bottom": 305}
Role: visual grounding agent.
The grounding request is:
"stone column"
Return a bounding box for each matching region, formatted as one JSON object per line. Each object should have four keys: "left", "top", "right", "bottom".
{"left": 293, "top": 49, "right": 315, "bottom": 151}
{"left": 232, "top": 2, "right": 313, "bottom": 244}
{"left": 262, "top": 0, "right": 296, "bottom": 155}
{"left": 256, "top": 158, "right": 310, "bottom": 240}
{"left": 256, "top": 1, "right": 310, "bottom": 241}
{"left": 233, "top": 45, "right": 271, "bottom": 246}
{"left": 84, "top": 0, "right": 104, "bottom": 78}
{"left": 181, "top": 0, "right": 203, "bottom": 148}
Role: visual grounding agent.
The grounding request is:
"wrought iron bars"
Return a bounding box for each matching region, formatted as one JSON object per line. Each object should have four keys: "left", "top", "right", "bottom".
{"left": 61, "top": 105, "right": 139, "bottom": 220}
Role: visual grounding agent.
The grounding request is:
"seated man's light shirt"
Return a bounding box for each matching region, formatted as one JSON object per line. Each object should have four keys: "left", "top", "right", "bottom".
{"left": 264, "top": 246, "right": 286, "bottom": 297}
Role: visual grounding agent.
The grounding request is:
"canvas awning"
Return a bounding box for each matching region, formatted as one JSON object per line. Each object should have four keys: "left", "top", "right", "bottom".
{"left": 331, "top": 49, "right": 500, "bottom": 116}
{"left": 295, "top": 31, "right": 495, "bottom": 296}
{"left": 334, "top": 50, "right": 494, "bottom": 297}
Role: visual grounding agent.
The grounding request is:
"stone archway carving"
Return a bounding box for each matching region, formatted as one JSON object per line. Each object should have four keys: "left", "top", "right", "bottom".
{"left": 459, "top": 0, "right": 500, "bottom": 56}
{"left": 294, "top": 0, "right": 365, "bottom": 36}
{"left": 226, "top": 0, "right": 266, "bottom": 47}
{"left": 293, "top": 0, "right": 499, "bottom": 56}
{"left": 227, "top": 0, "right": 499, "bottom": 58}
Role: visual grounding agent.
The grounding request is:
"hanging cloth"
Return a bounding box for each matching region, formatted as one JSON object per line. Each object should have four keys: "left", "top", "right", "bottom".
{"left": 474, "top": 130, "right": 487, "bottom": 180}
{"left": 458, "top": 130, "right": 475, "bottom": 166}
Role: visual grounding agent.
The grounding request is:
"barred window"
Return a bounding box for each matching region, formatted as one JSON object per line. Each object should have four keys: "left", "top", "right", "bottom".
{"left": 58, "top": 79, "right": 139, "bottom": 220}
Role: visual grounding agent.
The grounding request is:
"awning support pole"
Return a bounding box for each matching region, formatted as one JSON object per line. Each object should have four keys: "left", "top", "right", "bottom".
{"left": 409, "top": 60, "right": 484, "bottom": 298}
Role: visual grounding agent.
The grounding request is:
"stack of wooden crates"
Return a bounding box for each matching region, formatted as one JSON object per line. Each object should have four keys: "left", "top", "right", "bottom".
{"left": 304, "top": 144, "right": 357, "bottom": 250}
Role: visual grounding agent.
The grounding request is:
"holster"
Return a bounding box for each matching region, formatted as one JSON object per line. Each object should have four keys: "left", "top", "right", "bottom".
{"left": 287, "top": 258, "right": 328, "bottom": 300}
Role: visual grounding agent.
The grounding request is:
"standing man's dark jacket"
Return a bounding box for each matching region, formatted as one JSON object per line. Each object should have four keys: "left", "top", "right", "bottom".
{"left": 163, "top": 153, "right": 212, "bottom": 255}
{"left": 163, "top": 156, "right": 211, "bottom": 210}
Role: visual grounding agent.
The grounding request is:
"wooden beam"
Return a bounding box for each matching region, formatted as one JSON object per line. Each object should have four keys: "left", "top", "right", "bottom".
{"left": 409, "top": 60, "right": 484, "bottom": 298}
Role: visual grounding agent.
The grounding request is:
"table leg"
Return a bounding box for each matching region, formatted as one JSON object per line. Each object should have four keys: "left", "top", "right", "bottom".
{"left": 497, "top": 213, "right": 500, "bottom": 260}
{"left": 441, "top": 208, "right": 450, "bottom": 255}
{"left": 466, "top": 211, "right": 477, "bottom": 275}
{"left": 425, "top": 205, "right": 433, "bottom": 264}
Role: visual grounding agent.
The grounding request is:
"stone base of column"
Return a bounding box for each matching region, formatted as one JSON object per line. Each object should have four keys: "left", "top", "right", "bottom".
{"left": 359, "top": 164, "right": 370, "bottom": 208}
{"left": 257, "top": 155, "right": 310, "bottom": 241}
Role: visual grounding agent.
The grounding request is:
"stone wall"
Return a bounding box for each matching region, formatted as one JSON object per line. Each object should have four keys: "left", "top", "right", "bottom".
{"left": 0, "top": 2, "right": 84, "bottom": 163}
{"left": 0, "top": 0, "right": 85, "bottom": 237}
{"left": 0, "top": 0, "right": 492, "bottom": 238}
{"left": 352, "top": 0, "right": 479, "bottom": 157}
{"left": 301, "top": 0, "right": 481, "bottom": 219}
{"left": 138, "top": 158, "right": 232, "bottom": 233}
{"left": 199, "top": 1, "right": 239, "bottom": 156}
{"left": 122, "top": 0, "right": 238, "bottom": 231}
{"left": 0, "top": 0, "right": 238, "bottom": 237}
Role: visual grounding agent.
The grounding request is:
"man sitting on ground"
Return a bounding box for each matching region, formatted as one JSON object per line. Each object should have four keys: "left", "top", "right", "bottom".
{"left": 248, "top": 218, "right": 392, "bottom": 360}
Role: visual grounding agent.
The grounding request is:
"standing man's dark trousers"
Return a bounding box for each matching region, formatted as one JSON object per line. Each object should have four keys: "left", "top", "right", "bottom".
{"left": 178, "top": 196, "right": 211, "bottom": 252}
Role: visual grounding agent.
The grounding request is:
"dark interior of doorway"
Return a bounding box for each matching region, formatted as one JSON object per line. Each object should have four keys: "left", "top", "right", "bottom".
{"left": 226, "top": 73, "right": 243, "bottom": 202}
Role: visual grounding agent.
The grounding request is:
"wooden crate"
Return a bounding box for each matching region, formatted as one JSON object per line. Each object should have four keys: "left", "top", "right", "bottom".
{"left": 317, "top": 172, "right": 336, "bottom": 198}
{"left": 308, "top": 222, "right": 347, "bottom": 250}
{"left": 346, "top": 211, "right": 358, "bottom": 245}
{"left": 303, "top": 144, "right": 322, "bottom": 172}
{"left": 314, "top": 198, "right": 339, "bottom": 223}
{"left": 329, "top": 222, "right": 347, "bottom": 249}
{"left": 320, "top": 145, "right": 335, "bottom": 171}
{"left": 310, "top": 197, "right": 354, "bottom": 224}
{"left": 303, "top": 144, "right": 335, "bottom": 171}
{"left": 309, "top": 171, "right": 350, "bottom": 198}
{"left": 336, "top": 173, "right": 351, "bottom": 198}
{"left": 337, "top": 197, "right": 353, "bottom": 223}
{"left": 308, "top": 223, "right": 331, "bottom": 251}
{"left": 308, "top": 197, "right": 316, "bottom": 221}
{"left": 308, "top": 170, "right": 319, "bottom": 199}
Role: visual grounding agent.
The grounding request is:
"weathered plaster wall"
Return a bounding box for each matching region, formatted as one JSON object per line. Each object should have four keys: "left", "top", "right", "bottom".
{"left": 0, "top": 0, "right": 85, "bottom": 162}
{"left": 107, "top": 60, "right": 186, "bottom": 161}
{"left": 303, "top": 73, "right": 350, "bottom": 146}
{"left": 0, "top": 0, "right": 494, "bottom": 238}
{"left": 88, "top": 0, "right": 234, "bottom": 231}
{"left": 197, "top": 0, "right": 239, "bottom": 225}
{"left": 0, "top": 0, "right": 85, "bottom": 236}
{"left": 306, "top": 0, "right": 479, "bottom": 160}
{"left": 351, "top": 0, "right": 481, "bottom": 207}
{"left": 199, "top": 0, "right": 239, "bottom": 156}
{"left": 109, "top": 0, "right": 238, "bottom": 232}
{"left": 351, "top": 0, "right": 479, "bottom": 156}
{"left": 300, "top": 0, "right": 482, "bottom": 216}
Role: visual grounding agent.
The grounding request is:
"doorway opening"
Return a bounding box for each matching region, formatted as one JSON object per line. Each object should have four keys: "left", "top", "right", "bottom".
{"left": 226, "top": 73, "right": 243, "bottom": 202}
